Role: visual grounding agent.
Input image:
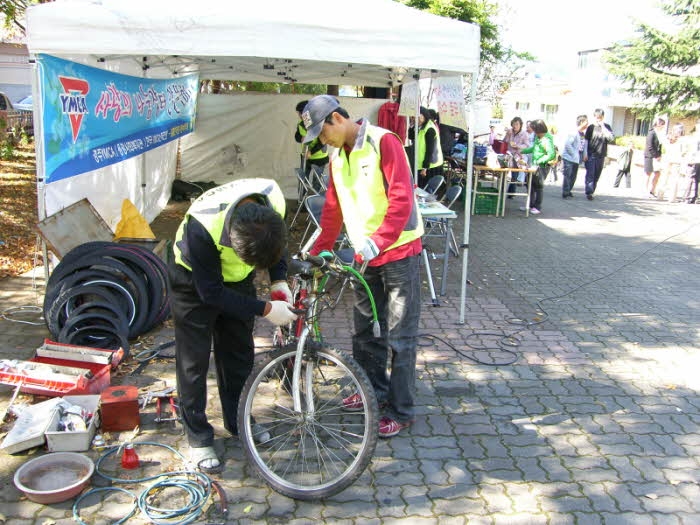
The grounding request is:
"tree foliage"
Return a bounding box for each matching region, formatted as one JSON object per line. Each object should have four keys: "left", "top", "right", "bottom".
{"left": 1, "top": 0, "right": 36, "bottom": 32}
{"left": 604, "top": 0, "right": 700, "bottom": 118}
{"left": 402, "top": 0, "right": 533, "bottom": 105}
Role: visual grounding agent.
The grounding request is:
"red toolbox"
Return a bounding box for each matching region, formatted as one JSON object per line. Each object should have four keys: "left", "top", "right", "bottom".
{"left": 0, "top": 339, "right": 118, "bottom": 397}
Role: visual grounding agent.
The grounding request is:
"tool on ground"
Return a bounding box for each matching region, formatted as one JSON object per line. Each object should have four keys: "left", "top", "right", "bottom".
{"left": 154, "top": 395, "right": 180, "bottom": 424}
{"left": 206, "top": 480, "right": 229, "bottom": 525}
{"left": 121, "top": 442, "right": 140, "bottom": 469}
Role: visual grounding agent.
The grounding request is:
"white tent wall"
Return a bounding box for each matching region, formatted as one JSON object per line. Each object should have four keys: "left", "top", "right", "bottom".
{"left": 180, "top": 94, "right": 386, "bottom": 197}
{"left": 43, "top": 142, "right": 178, "bottom": 229}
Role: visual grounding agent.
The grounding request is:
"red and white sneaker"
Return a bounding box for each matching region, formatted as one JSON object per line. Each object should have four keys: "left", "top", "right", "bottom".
{"left": 378, "top": 416, "right": 411, "bottom": 438}
{"left": 342, "top": 393, "right": 364, "bottom": 411}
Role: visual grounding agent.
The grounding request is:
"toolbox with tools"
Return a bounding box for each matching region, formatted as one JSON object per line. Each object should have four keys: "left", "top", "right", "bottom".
{"left": 0, "top": 339, "right": 123, "bottom": 397}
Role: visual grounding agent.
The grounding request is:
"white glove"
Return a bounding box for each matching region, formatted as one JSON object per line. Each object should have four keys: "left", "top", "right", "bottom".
{"left": 270, "top": 281, "right": 293, "bottom": 304}
{"left": 264, "top": 301, "right": 298, "bottom": 326}
{"left": 356, "top": 237, "right": 380, "bottom": 262}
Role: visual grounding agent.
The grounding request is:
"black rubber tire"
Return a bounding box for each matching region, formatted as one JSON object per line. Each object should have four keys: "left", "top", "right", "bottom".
{"left": 49, "top": 241, "right": 170, "bottom": 334}
{"left": 238, "top": 342, "right": 378, "bottom": 500}
{"left": 44, "top": 255, "right": 150, "bottom": 335}
{"left": 69, "top": 300, "right": 130, "bottom": 331}
{"left": 107, "top": 244, "right": 170, "bottom": 332}
{"left": 45, "top": 284, "right": 125, "bottom": 339}
{"left": 58, "top": 311, "right": 130, "bottom": 343}
{"left": 61, "top": 325, "right": 130, "bottom": 352}
{"left": 44, "top": 267, "right": 143, "bottom": 321}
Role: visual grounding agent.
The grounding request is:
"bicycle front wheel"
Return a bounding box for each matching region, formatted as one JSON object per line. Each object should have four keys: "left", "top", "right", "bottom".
{"left": 238, "top": 342, "right": 378, "bottom": 500}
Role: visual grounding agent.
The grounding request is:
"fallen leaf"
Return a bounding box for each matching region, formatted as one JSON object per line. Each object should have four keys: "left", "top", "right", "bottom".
{"left": 645, "top": 493, "right": 658, "bottom": 500}
{"left": 244, "top": 505, "right": 253, "bottom": 513}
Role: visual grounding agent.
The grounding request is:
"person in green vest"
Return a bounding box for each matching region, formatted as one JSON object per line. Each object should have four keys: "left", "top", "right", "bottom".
{"left": 169, "top": 178, "right": 297, "bottom": 474}
{"left": 520, "top": 119, "right": 556, "bottom": 215}
{"left": 295, "top": 100, "right": 329, "bottom": 187}
{"left": 407, "top": 106, "right": 444, "bottom": 188}
{"left": 301, "top": 95, "right": 423, "bottom": 438}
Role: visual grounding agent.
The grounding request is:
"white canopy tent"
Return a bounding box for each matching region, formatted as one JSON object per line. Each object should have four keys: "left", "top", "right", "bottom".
{"left": 26, "top": 0, "right": 480, "bottom": 322}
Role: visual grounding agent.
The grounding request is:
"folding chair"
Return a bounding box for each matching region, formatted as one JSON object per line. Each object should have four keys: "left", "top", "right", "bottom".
{"left": 289, "top": 168, "right": 320, "bottom": 231}
{"left": 425, "top": 175, "right": 445, "bottom": 196}
{"left": 309, "top": 165, "right": 329, "bottom": 193}
{"left": 424, "top": 183, "right": 462, "bottom": 257}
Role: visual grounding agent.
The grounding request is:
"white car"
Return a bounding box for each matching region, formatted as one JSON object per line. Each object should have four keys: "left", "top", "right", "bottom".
{"left": 14, "top": 95, "right": 33, "bottom": 112}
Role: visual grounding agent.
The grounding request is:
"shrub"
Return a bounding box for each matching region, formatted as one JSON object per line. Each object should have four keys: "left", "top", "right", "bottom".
{"left": 615, "top": 135, "right": 645, "bottom": 150}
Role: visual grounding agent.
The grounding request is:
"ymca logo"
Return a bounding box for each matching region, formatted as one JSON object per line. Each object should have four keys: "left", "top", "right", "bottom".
{"left": 58, "top": 76, "right": 89, "bottom": 142}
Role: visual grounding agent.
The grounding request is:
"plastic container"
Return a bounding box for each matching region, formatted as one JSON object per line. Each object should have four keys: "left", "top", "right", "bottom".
{"left": 14, "top": 452, "right": 94, "bottom": 504}
{"left": 45, "top": 395, "right": 100, "bottom": 452}
{"left": 474, "top": 188, "right": 499, "bottom": 215}
{"left": 0, "top": 398, "right": 62, "bottom": 454}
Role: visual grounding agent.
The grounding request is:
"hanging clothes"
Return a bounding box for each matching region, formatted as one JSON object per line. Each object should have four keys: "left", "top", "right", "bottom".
{"left": 377, "top": 101, "right": 407, "bottom": 143}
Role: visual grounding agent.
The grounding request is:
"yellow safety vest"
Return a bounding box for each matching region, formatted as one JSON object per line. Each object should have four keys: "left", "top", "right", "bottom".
{"left": 173, "top": 178, "right": 286, "bottom": 283}
{"left": 417, "top": 120, "right": 444, "bottom": 169}
{"left": 297, "top": 121, "right": 328, "bottom": 162}
{"left": 330, "top": 122, "right": 423, "bottom": 252}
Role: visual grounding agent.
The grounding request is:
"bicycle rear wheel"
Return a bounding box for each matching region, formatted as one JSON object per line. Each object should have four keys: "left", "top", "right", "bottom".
{"left": 238, "top": 342, "right": 378, "bottom": 500}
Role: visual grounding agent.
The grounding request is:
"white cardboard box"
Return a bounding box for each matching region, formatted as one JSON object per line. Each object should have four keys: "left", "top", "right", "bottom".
{"left": 44, "top": 395, "right": 100, "bottom": 452}
{"left": 0, "top": 397, "right": 62, "bottom": 454}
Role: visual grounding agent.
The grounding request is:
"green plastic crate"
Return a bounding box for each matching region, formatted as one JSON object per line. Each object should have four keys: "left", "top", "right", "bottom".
{"left": 473, "top": 187, "right": 499, "bottom": 215}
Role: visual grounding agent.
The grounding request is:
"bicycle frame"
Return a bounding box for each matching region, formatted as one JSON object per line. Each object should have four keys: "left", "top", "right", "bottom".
{"left": 285, "top": 253, "right": 379, "bottom": 415}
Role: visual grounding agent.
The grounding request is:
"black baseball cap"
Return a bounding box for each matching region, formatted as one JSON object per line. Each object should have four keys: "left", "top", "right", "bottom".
{"left": 301, "top": 95, "right": 340, "bottom": 143}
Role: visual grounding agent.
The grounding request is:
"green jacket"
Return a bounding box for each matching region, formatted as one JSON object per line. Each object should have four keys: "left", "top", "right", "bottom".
{"left": 522, "top": 132, "right": 556, "bottom": 166}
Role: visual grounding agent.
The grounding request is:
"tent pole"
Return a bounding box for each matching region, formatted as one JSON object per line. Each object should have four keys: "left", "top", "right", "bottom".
{"left": 140, "top": 58, "right": 148, "bottom": 216}
{"left": 31, "top": 56, "right": 50, "bottom": 283}
{"left": 459, "top": 71, "right": 478, "bottom": 324}
{"left": 413, "top": 76, "right": 421, "bottom": 187}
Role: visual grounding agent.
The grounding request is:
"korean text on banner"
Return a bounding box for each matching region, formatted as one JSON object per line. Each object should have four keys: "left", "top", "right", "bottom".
{"left": 38, "top": 54, "right": 199, "bottom": 184}
{"left": 431, "top": 77, "right": 468, "bottom": 131}
{"left": 398, "top": 81, "right": 419, "bottom": 117}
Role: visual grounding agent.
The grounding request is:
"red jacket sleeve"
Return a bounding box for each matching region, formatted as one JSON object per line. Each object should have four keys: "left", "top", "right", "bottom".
{"left": 309, "top": 174, "right": 344, "bottom": 255}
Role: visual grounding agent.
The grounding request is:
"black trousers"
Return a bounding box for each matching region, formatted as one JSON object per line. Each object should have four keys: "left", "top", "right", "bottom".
{"left": 168, "top": 261, "right": 256, "bottom": 448}
{"left": 614, "top": 170, "right": 631, "bottom": 188}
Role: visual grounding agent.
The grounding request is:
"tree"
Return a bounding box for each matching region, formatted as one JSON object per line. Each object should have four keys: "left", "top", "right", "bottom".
{"left": 604, "top": 0, "right": 700, "bottom": 118}
{"left": 1, "top": 0, "right": 32, "bottom": 33}
{"left": 402, "top": 0, "right": 534, "bottom": 106}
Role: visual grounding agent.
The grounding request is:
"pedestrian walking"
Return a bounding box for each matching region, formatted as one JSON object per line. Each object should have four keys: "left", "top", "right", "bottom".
{"left": 583, "top": 108, "right": 615, "bottom": 200}
{"left": 613, "top": 145, "right": 634, "bottom": 189}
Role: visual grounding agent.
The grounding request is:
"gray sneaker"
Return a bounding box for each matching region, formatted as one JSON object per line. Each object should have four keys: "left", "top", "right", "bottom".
{"left": 252, "top": 423, "right": 272, "bottom": 445}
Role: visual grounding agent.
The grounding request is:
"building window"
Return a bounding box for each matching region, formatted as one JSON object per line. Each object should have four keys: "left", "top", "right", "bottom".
{"left": 540, "top": 104, "right": 559, "bottom": 123}
{"left": 516, "top": 102, "right": 530, "bottom": 111}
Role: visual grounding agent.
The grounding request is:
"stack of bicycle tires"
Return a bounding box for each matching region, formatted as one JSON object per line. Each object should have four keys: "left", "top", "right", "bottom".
{"left": 43, "top": 242, "right": 170, "bottom": 353}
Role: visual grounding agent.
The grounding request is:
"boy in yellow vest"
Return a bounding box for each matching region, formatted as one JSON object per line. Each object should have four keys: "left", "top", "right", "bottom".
{"left": 170, "top": 178, "right": 297, "bottom": 473}
{"left": 302, "top": 95, "right": 423, "bottom": 438}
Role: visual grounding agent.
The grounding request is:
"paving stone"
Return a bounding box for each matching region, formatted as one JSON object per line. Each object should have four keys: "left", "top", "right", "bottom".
{"left": 3, "top": 183, "right": 700, "bottom": 524}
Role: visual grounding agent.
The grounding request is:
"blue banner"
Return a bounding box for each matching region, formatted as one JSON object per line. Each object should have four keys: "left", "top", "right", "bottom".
{"left": 38, "top": 54, "right": 198, "bottom": 183}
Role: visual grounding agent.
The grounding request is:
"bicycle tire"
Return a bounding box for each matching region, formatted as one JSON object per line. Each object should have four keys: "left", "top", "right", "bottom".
{"left": 237, "top": 342, "right": 378, "bottom": 500}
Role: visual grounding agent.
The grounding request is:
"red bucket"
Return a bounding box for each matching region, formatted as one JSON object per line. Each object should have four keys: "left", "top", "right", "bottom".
{"left": 492, "top": 139, "right": 508, "bottom": 154}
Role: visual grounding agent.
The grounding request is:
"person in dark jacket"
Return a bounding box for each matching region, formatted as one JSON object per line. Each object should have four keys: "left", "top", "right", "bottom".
{"left": 407, "top": 106, "right": 443, "bottom": 188}
{"left": 583, "top": 108, "right": 615, "bottom": 200}
{"left": 644, "top": 117, "right": 666, "bottom": 197}
{"left": 613, "top": 145, "right": 634, "bottom": 189}
{"left": 294, "top": 100, "right": 329, "bottom": 178}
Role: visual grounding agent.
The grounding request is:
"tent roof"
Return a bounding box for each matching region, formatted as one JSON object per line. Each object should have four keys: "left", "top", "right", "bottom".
{"left": 26, "top": 0, "right": 480, "bottom": 87}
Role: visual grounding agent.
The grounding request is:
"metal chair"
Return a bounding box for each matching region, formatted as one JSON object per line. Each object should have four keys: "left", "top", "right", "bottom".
{"left": 424, "top": 175, "right": 445, "bottom": 196}
{"left": 289, "top": 168, "right": 321, "bottom": 231}
{"left": 424, "top": 183, "right": 462, "bottom": 257}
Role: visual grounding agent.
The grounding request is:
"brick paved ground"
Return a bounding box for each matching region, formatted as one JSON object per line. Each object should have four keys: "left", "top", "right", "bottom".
{"left": 1, "top": 164, "right": 699, "bottom": 524}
